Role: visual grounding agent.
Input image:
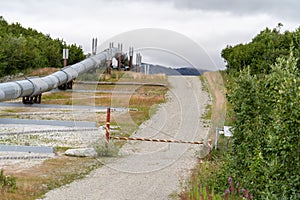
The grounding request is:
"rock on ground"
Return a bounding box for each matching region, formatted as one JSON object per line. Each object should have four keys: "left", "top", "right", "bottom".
{"left": 65, "top": 148, "right": 97, "bottom": 157}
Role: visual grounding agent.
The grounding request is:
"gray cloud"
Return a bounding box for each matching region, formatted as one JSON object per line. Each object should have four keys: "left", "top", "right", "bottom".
{"left": 175, "top": 0, "right": 299, "bottom": 19}
{"left": 115, "top": 0, "right": 300, "bottom": 22}
{"left": 172, "top": 0, "right": 284, "bottom": 10}
{"left": 0, "top": 0, "right": 298, "bottom": 69}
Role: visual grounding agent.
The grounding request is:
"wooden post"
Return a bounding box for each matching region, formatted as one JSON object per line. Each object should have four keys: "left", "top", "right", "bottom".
{"left": 105, "top": 107, "right": 111, "bottom": 147}
{"left": 129, "top": 46, "right": 133, "bottom": 71}
{"left": 226, "top": 137, "right": 230, "bottom": 150}
{"left": 215, "top": 127, "right": 218, "bottom": 150}
{"left": 129, "top": 55, "right": 133, "bottom": 71}
{"left": 63, "top": 59, "right": 67, "bottom": 67}
{"left": 208, "top": 139, "right": 212, "bottom": 161}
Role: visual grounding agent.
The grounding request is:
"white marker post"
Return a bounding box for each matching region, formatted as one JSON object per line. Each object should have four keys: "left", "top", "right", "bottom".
{"left": 62, "top": 48, "right": 69, "bottom": 67}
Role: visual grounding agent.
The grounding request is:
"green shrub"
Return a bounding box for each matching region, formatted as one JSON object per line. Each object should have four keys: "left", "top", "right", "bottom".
{"left": 93, "top": 140, "right": 119, "bottom": 157}
{"left": 0, "top": 170, "right": 17, "bottom": 193}
{"left": 218, "top": 52, "right": 300, "bottom": 199}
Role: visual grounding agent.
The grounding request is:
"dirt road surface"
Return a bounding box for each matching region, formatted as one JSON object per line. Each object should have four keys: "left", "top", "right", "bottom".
{"left": 42, "top": 76, "right": 209, "bottom": 200}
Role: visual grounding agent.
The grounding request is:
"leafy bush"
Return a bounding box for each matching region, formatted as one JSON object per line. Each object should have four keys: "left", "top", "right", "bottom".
{"left": 219, "top": 52, "right": 300, "bottom": 199}
{"left": 0, "top": 170, "right": 17, "bottom": 193}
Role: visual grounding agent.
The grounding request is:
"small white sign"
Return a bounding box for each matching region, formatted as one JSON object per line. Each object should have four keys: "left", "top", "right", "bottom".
{"left": 224, "top": 126, "right": 233, "bottom": 137}
{"left": 63, "top": 49, "right": 69, "bottom": 59}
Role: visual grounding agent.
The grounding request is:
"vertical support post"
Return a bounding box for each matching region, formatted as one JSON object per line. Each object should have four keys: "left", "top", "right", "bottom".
{"left": 63, "top": 48, "right": 69, "bottom": 67}
{"left": 117, "top": 43, "right": 122, "bottom": 71}
{"left": 38, "top": 94, "right": 42, "bottom": 104}
{"left": 129, "top": 55, "right": 133, "bottom": 71}
{"left": 92, "top": 38, "right": 94, "bottom": 55}
{"left": 107, "top": 60, "right": 111, "bottom": 75}
{"left": 105, "top": 107, "right": 111, "bottom": 147}
{"left": 63, "top": 59, "right": 67, "bottom": 67}
{"left": 215, "top": 127, "right": 218, "bottom": 150}
{"left": 107, "top": 47, "right": 112, "bottom": 75}
{"left": 207, "top": 139, "right": 212, "bottom": 161}
{"left": 136, "top": 54, "right": 138, "bottom": 72}
{"left": 95, "top": 38, "right": 97, "bottom": 55}
{"left": 135, "top": 53, "right": 141, "bottom": 73}
{"left": 92, "top": 38, "right": 98, "bottom": 55}
{"left": 118, "top": 55, "right": 121, "bottom": 71}
{"left": 226, "top": 137, "right": 230, "bottom": 150}
{"left": 129, "top": 46, "right": 133, "bottom": 71}
{"left": 139, "top": 54, "right": 142, "bottom": 73}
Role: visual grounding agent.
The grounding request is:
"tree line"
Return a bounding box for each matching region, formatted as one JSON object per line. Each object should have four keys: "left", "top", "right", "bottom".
{"left": 0, "top": 16, "right": 86, "bottom": 77}
{"left": 221, "top": 23, "right": 300, "bottom": 74}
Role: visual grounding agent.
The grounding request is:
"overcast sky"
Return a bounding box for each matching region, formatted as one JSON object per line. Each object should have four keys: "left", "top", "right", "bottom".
{"left": 0, "top": 0, "right": 299, "bottom": 69}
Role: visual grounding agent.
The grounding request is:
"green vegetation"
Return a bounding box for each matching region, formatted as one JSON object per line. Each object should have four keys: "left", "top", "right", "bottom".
{"left": 202, "top": 104, "right": 212, "bottom": 120}
{"left": 222, "top": 23, "right": 300, "bottom": 74}
{"left": 184, "top": 24, "right": 300, "bottom": 200}
{"left": 0, "top": 16, "right": 85, "bottom": 78}
{"left": 93, "top": 140, "right": 119, "bottom": 157}
{"left": 0, "top": 170, "right": 17, "bottom": 193}
{"left": 220, "top": 53, "right": 300, "bottom": 199}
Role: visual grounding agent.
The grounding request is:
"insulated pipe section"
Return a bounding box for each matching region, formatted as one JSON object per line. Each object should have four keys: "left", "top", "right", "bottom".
{"left": 0, "top": 82, "right": 22, "bottom": 100}
{"left": 51, "top": 71, "right": 68, "bottom": 86}
{"left": 41, "top": 75, "right": 60, "bottom": 89}
{"left": 27, "top": 77, "right": 49, "bottom": 97}
{"left": 0, "top": 47, "right": 120, "bottom": 102}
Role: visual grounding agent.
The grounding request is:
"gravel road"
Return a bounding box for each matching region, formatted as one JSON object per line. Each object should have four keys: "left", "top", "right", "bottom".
{"left": 42, "top": 76, "right": 210, "bottom": 200}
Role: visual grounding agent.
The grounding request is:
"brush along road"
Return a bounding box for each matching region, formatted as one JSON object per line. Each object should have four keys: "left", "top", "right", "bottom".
{"left": 43, "top": 76, "right": 210, "bottom": 200}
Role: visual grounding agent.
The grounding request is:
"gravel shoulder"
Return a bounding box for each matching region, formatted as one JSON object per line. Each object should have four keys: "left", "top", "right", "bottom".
{"left": 42, "top": 76, "right": 210, "bottom": 200}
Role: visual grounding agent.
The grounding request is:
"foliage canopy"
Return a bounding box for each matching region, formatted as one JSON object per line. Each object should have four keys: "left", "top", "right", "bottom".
{"left": 0, "top": 16, "right": 85, "bottom": 77}
{"left": 221, "top": 24, "right": 300, "bottom": 74}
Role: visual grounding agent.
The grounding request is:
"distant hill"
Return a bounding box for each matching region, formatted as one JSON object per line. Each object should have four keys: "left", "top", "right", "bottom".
{"left": 139, "top": 63, "right": 206, "bottom": 76}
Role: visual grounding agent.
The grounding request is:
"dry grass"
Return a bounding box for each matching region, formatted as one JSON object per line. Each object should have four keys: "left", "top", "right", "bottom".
{"left": 1, "top": 156, "right": 101, "bottom": 200}
{"left": 28, "top": 67, "right": 59, "bottom": 77}
{"left": 98, "top": 71, "right": 167, "bottom": 84}
{"left": 181, "top": 71, "right": 227, "bottom": 199}
{"left": 41, "top": 92, "right": 74, "bottom": 105}
{"left": 0, "top": 107, "right": 29, "bottom": 118}
{"left": 203, "top": 71, "right": 226, "bottom": 136}
{"left": 41, "top": 73, "right": 168, "bottom": 132}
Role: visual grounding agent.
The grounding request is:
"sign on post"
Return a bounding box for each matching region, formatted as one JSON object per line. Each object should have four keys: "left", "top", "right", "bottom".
{"left": 62, "top": 49, "right": 69, "bottom": 59}
{"left": 224, "top": 126, "right": 233, "bottom": 137}
{"left": 224, "top": 126, "right": 232, "bottom": 149}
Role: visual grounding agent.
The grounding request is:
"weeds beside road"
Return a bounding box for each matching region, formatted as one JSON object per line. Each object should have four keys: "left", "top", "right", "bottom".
{"left": 181, "top": 71, "right": 229, "bottom": 199}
